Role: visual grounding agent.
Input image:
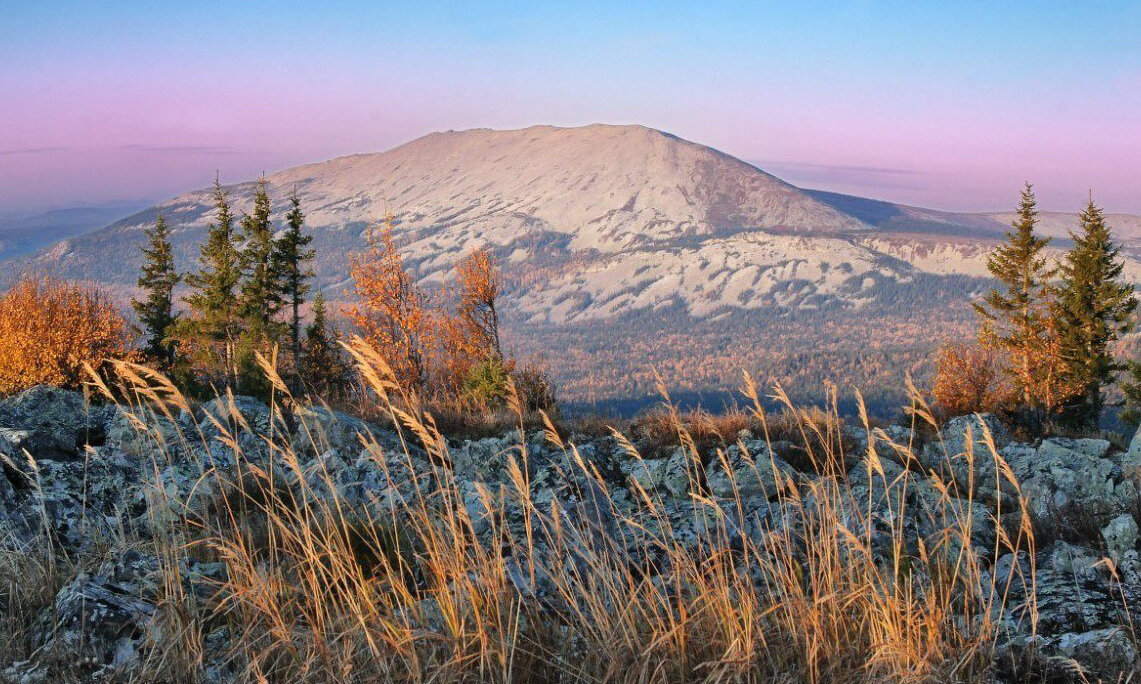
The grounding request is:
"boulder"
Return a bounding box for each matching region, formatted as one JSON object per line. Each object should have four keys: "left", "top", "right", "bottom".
{"left": 18, "top": 551, "right": 162, "bottom": 683}
{"left": 0, "top": 386, "right": 105, "bottom": 456}
{"left": 195, "top": 395, "right": 274, "bottom": 440}
{"left": 919, "top": 413, "right": 1014, "bottom": 503}
{"left": 705, "top": 443, "right": 796, "bottom": 503}
{"left": 1102, "top": 514, "right": 1139, "bottom": 561}
{"left": 103, "top": 405, "right": 188, "bottom": 462}
{"left": 1021, "top": 438, "right": 1136, "bottom": 538}
{"left": 619, "top": 447, "right": 691, "bottom": 499}
{"left": 292, "top": 406, "right": 384, "bottom": 455}
{"left": 1051, "top": 628, "right": 1139, "bottom": 682}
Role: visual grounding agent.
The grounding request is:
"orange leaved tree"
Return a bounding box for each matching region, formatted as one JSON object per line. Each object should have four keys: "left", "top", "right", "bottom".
{"left": 455, "top": 247, "right": 502, "bottom": 360}
{"left": 348, "top": 219, "right": 431, "bottom": 396}
{"left": 0, "top": 276, "right": 133, "bottom": 395}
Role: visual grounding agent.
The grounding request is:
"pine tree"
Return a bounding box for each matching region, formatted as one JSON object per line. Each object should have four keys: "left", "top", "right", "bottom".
{"left": 238, "top": 178, "right": 285, "bottom": 335}
{"left": 274, "top": 188, "right": 315, "bottom": 363}
{"left": 1120, "top": 361, "right": 1141, "bottom": 428}
{"left": 972, "top": 183, "right": 1054, "bottom": 414}
{"left": 1055, "top": 196, "right": 1137, "bottom": 427}
{"left": 179, "top": 176, "right": 242, "bottom": 388}
{"left": 301, "top": 291, "right": 350, "bottom": 396}
{"left": 131, "top": 211, "right": 180, "bottom": 368}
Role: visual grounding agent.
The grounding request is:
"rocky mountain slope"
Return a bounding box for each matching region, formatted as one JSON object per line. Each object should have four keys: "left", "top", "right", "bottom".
{"left": 0, "top": 386, "right": 1138, "bottom": 682}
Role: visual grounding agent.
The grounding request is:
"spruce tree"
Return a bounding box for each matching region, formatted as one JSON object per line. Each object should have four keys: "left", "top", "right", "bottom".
{"left": 180, "top": 176, "right": 242, "bottom": 388}
{"left": 972, "top": 183, "right": 1053, "bottom": 414}
{"left": 238, "top": 177, "right": 285, "bottom": 335}
{"left": 301, "top": 291, "right": 349, "bottom": 395}
{"left": 1120, "top": 361, "right": 1141, "bottom": 428}
{"left": 274, "top": 188, "right": 315, "bottom": 363}
{"left": 131, "top": 211, "right": 181, "bottom": 368}
{"left": 1055, "top": 196, "right": 1137, "bottom": 427}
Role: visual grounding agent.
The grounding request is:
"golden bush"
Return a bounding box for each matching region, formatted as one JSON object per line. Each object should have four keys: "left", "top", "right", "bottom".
{"left": 931, "top": 341, "right": 1010, "bottom": 418}
{"left": 0, "top": 277, "right": 132, "bottom": 395}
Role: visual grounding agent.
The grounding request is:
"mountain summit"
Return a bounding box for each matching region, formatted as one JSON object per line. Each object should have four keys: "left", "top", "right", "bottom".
{"left": 242, "top": 124, "right": 871, "bottom": 251}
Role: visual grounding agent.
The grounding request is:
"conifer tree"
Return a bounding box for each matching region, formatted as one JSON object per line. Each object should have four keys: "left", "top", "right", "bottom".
{"left": 1055, "top": 196, "right": 1137, "bottom": 426}
{"left": 301, "top": 291, "right": 350, "bottom": 395}
{"left": 274, "top": 188, "right": 315, "bottom": 362}
{"left": 1120, "top": 361, "right": 1141, "bottom": 428}
{"left": 131, "top": 211, "right": 180, "bottom": 368}
{"left": 179, "top": 176, "right": 242, "bottom": 388}
{"left": 238, "top": 178, "right": 285, "bottom": 335}
{"left": 973, "top": 183, "right": 1055, "bottom": 414}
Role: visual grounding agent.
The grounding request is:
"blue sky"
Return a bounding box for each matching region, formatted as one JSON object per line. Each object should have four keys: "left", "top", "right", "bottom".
{"left": 2, "top": 0, "right": 1139, "bottom": 213}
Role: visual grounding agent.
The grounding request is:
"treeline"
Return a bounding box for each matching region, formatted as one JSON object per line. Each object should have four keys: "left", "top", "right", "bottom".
{"left": 934, "top": 184, "right": 1140, "bottom": 430}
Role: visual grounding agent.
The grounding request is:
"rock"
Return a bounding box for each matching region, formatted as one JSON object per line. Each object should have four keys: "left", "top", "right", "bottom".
{"left": 0, "top": 386, "right": 104, "bottom": 456}
{"left": 933, "top": 413, "right": 1010, "bottom": 460}
{"left": 103, "top": 405, "right": 188, "bottom": 462}
{"left": 843, "top": 423, "right": 916, "bottom": 469}
{"left": 1123, "top": 424, "right": 1141, "bottom": 473}
{"left": 1102, "top": 514, "right": 1138, "bottom": 560}
{"left": 27, "top": 450, "right": 146, "bottom": 551}
{"left": 847, "top": 455, "right": 995, "bottom": 555}
{"left": 1052, "top": 628, "right": 1139, "bottom": 682}
{"left": 292, "top": 406, "right": 384, "bottom": 455}
{"left": 23, "top": 550, "right": 162, "bottom": 682}
{"left": 1021, "top": 438, "right": 1136, "bottom": 538}
{"left": 620, "top": 447, "right": 691, "bottom": 499}
{"left": 453, "top": 435, "right": 527, "bottom": 484}
{"left": 195, "top": 395, "right": 274, "bottom": 439}
{"left": 919, "top": 413, "right": 1014, "bottom": 503}
{"left": 1038, "top": 437, "right": 1112, "bottom": 461}
{"left": 705, "top": 443, "right": 796, "bottom": 502}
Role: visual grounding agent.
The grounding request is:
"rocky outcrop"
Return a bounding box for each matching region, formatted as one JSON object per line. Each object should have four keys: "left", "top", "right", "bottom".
{"left": 0, "top": 386, "right": 1138, "bottom": 682}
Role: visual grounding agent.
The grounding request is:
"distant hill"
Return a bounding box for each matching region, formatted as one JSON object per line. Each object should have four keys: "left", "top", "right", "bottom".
{"left": 0, "top": 203, "right": 147, "bottom": 262}
{"left": 11, "top": 124, "right": 1141, "bottom": 414}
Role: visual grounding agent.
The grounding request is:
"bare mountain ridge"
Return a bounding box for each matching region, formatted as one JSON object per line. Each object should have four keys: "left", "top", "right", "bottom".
{"left": 17, "top": 124, "right": 1141, "bottom": 324}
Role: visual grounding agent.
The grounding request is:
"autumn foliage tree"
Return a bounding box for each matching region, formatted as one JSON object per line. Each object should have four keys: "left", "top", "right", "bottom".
{"left": 348, "top": 226, "right": 557, "bottom": 414}
{"left": 442, "top": 247, "right": 509, "bottom": 403}
{"left": 349, "top": 218, "right": 431, "bottom": 395}
{"left": 456, "top": 248, "right": 502, "bottom": 360}
{"left": 0, "top": 277, "right": 132, "bottom": 395}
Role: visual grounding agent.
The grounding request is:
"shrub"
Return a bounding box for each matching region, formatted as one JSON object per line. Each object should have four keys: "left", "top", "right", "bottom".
{"left": 931, "top": 341, "right": 1010, "bottom": 419}
{"left": 511, "top": 361, "right": 558, "bottom": 415}
{"left": 0, "top": 277, "right": 132, "bottom": 395}
{"left": 462, "top": 355, "right": 512, "bottom": 408}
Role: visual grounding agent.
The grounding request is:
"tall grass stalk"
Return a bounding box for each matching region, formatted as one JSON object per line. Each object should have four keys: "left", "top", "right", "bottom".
{"left": 88, "top": 341, "right": 1036, "bottom": 683}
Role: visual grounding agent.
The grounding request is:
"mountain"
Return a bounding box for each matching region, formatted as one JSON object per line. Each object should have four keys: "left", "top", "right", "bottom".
{"left": 12, "top": 124, "right": 1141, "bottom": 414}
{"left": 0, "top": 203, "right": 147, "bottom": 262}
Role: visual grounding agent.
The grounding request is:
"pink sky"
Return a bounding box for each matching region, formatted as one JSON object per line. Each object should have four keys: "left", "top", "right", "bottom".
{"left": 2, "top": 2, "right": 1139, "bottom": 215}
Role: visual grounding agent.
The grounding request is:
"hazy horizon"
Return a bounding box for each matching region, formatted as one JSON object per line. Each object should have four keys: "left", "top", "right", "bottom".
{"left": 2, "top": 1, "right": 1139, "bottom": 216}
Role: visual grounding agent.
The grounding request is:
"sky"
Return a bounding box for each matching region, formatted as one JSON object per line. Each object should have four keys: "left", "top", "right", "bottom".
{"left": 1, "top": 0, "right": 1139, "bottom": 216}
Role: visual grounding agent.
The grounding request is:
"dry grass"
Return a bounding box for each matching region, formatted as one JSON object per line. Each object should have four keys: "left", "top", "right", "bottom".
{"left": 0, "top": 535, "right": 69, "bottom": 662}
{"left": 16, "top": 346, "right": 1039, "bottom": 684}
